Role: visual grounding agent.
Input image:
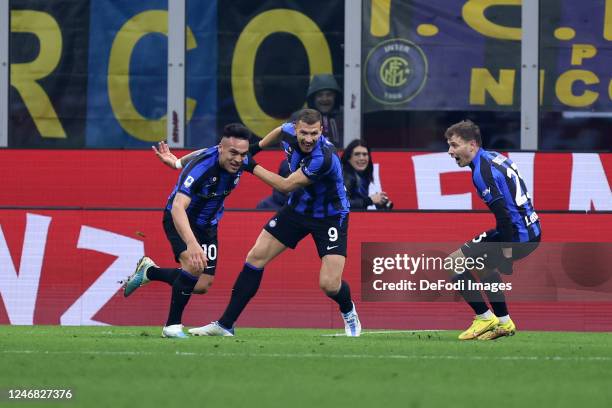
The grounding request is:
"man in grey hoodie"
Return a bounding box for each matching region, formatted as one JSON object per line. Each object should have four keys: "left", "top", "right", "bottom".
{"left": 293, "top": 74, "right": 343, "bottom": 147}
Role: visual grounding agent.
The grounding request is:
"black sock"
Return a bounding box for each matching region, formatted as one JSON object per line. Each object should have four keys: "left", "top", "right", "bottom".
{"left": 452, "top": 272, "right": 489, "bottom": 315}
{"left": 327, "top": 280, "right": 353, "bottom": 314}
{"left": 482, "top": 271, "right": 509, "bottom": 317}
{"left": 165, "top": 270, "right": 198, "bottom": 326}
{"left": 147, "top": 266, "right": 180, "bottom": 285}
{"left": 218, "top": 263, "right": 264, "bottom": 329}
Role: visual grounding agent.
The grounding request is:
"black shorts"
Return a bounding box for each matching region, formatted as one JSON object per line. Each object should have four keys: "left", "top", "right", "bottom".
{"left": 263, "top": 205, "right": 349, "bottom": 258}
{"left": 162, "top": 211, "right": 218, "bottom": 275}
{"left": 461, "top": 229, "right": 541, "bottom": 271}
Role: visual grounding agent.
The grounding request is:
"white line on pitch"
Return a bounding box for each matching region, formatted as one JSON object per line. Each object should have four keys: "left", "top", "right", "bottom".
{"left": 4, "top": 349, "right": 611, "bottom": 363}
{"left": 321, "top": 329, "right": 447, "bottom": 337}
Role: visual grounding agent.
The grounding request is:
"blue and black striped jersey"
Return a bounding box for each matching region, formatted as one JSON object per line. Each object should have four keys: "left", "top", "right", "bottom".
{"left": 280, "top": 122, "right": 349, "bottom": 218}
{"left": 165, "top": 147, "right": 242, "bottom": 228}
{"left": 470, "top": 148, "right": 541, "bottom": 242}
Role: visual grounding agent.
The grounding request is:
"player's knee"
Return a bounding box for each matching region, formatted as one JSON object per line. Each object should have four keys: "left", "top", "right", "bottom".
{"left": 192, "top": 284, "right": 209, "bottom": 295}
{"left": 245, "top": 248, "right": 267, "bottom": 268}
{"left": 193, "top": 279, "right": 212, "bottom": 295}
{"left": 448, "top": 249, "right": 463, "bottom": 260}
{"left": 445, "top": 249, "right": 464, "bottom": 275}
{"left": 319, "top": 277, "right": 340, "bottom": 295}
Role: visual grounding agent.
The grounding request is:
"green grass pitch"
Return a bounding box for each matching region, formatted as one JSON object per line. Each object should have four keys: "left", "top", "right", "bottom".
{"left": 1, "top": 326, "right": 611, "bottom": 408}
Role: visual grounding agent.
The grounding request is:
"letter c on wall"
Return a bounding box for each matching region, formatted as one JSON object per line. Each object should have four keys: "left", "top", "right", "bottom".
{"left": 108, "top": 10, "right": 197, "bottom": 142}
{"left": 232, "top": 9, "right": 333, "bottom": 137}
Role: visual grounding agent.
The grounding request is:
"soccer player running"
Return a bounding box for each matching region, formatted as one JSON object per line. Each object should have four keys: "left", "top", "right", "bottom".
{"left": 189, "top": 108, "right": 361, "bottom": 337}
{"left": 122, "top": 124, "right": 253, "bottom": 338}
{"left": 445, "top": 120, "right": 541, "bottom": 340}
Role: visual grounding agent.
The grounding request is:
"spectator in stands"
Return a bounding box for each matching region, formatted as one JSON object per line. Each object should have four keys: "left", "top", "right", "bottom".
{"left": 256, "top": 159, "right": 290, "bottom": 209}
{"left": 341, "top": 139, "right": 392, "bottom": 210}
{"left": 292, "top": 74, "right": 343, "bottom": 147}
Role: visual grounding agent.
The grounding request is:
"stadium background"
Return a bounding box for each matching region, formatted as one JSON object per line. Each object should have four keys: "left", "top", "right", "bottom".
{"left": 1, "top": 0, "right": 610, "bottom": 331}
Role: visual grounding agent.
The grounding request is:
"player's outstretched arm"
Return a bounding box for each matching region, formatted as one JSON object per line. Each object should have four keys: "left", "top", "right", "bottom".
{"left": 152, "top": 141, "right": 178, "bottom": 169}
{"left": 250, "top": 164, "right": 311, "bottom": 194}
{"left": 152, "top": 141, "right": 205, "bottom": 170}
{"left": 256, "top": 126, "right": 284, "bottom": 150}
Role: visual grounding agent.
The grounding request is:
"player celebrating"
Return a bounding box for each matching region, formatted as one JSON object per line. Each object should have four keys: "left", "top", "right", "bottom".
{"left": 122, "top": 124, "right": 253, "bottom": 338}
{"left": 445, "top": 120, "right": 541, "bottom": 340}
{"left": 189, "top": 108, "right": 361, "bottom": 337}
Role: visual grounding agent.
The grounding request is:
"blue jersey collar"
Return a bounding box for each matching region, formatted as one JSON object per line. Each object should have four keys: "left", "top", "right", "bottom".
{"left": 469, "top": 147, "right": 485, "bottom": 170}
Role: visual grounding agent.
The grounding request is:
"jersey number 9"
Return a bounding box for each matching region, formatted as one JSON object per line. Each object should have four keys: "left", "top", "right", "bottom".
{"left": 328, "top": 227, "right": 338, "bottom": 242}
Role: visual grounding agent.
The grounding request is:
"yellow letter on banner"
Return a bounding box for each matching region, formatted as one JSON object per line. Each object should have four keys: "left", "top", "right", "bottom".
{"left": 10, "top": 10, "right": 66, "bottom": 138}
{"left": 470, "top": 68, "right": 515, "bottom": 106}
{"left": 108, "top": 10, "right": 197, "bottom": 142}
{"left": 571, "top": 44, "right": 597, "bottom": 66}
{"left": 555, "top": 70, "right": 599, "bottom": 107}
{"left": 605, "top": 0, "right": 612, "bottom": 40}
{"left": 232, "top": 9, "right": 333, "bottom": 137}
{"left": 370, "top": 0, "right": 392, "bottom": 37}
{"left": 462, "top": 0, "right": 522, "bottom": 40}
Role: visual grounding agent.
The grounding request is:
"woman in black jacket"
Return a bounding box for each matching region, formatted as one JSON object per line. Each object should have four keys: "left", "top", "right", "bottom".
{"left": 341, "top": 140, "right": 392, "bottom": 210}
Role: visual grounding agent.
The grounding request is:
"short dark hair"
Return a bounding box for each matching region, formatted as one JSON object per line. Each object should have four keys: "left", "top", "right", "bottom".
{"left": 341, "top": 139, "right": 373, "bottom": 183}
{"left": 445, "top": 120, "right": 482, "bottom": 146}
{"left": 294, "top": 108, "right": 322, "bottom": 125}
{"left": 222, "top": 123, "right": 251, "bottom": 140}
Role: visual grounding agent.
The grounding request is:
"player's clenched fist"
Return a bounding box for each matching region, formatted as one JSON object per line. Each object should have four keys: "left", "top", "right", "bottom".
{"left": 185, "top": 241, "right": 208, "bottom": 272}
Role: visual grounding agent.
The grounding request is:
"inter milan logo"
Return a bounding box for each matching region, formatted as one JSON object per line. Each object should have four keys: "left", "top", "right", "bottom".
{"left": 364, "top": 38, "right": 427, "bottom": 105}
{"left": 380, "top": 57, "right": 410, "bottom": 87}
{"left": 268, "top": 219, "right": 277, "bottom": 228}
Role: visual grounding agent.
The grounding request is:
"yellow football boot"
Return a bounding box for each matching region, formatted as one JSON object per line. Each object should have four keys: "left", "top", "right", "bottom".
{"left": 478, "top": 319, "right": 516, "bottom": 340}
{"left": 458, "top": 315, "right": 499, "bottom": 340}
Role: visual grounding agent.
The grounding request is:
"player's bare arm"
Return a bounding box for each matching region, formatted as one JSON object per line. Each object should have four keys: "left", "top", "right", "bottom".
{"left": 152, "top": 141, "right": 206, "bottom": 169}
{"left": 171, "top": 192, "right": 207, "bottom": 272}
{"left": 256, "top": 126, "right": 284, "bottom": 149}
{"left": 252, "top": 165, "right": 312, "bottom": 194}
